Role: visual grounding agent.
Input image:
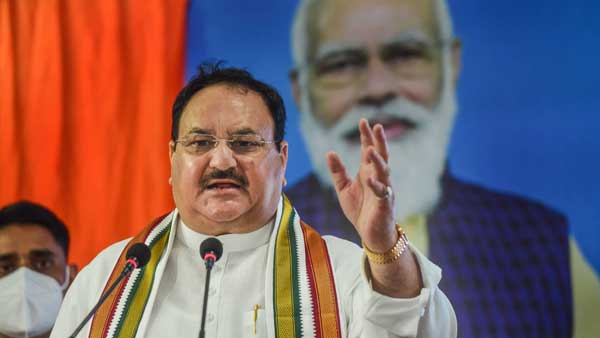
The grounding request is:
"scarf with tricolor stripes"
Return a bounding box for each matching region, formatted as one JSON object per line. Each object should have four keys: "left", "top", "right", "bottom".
{"left": 87, "top": 195, "right": 343, "bottom": 338}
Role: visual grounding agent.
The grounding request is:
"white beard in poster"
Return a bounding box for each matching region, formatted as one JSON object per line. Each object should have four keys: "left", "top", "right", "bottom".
{"left": 299, "top": 52, "right": 458, "bottom": 221}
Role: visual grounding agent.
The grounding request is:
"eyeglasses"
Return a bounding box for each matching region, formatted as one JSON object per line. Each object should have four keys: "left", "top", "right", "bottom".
{"left": 174, "top": 134, "right": 278, "bottom": 155}
{"left": 304, "top": 38, "right": 449, "bottom": 89}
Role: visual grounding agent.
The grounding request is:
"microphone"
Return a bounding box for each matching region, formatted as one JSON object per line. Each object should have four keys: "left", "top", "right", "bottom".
{"left": 198, "top": 238, "right": 223, "bottom": 338}
{"left": 200, "top": 237, "right": 223, "bottom": 269}
{"left": 68, "top": 243, "right": 151, "bottom": 338}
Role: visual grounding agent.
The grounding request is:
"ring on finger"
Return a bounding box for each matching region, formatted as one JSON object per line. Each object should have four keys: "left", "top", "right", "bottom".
{"left": 377, "top": 185, "right": 393, "bottom": 200}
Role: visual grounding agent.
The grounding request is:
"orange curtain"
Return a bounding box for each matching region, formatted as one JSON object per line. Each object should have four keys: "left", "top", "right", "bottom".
{"left": 0, "top": 0, "right": 187, "bottom": 266}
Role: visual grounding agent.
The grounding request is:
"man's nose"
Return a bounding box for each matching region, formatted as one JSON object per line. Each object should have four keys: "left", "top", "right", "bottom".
{"left": 13, "top": 256, "right": 30, "bottom": 269}
{"left": 357, "top": 58, "right": 397, "bottom": 107}
{"left": 208, "top": 141, "right": 237, "bottom": 170}
{"left": 16, "top": 256, "right": 28, "bottom": 267}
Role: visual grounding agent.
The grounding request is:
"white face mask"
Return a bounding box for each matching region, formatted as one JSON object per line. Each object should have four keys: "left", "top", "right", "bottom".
{"left": 0, "top": 267, "right": 69, "bottom": 338}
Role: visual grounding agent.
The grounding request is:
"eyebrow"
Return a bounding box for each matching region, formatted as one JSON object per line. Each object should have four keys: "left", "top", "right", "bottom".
{"left": 29, "top": 249, "right": 56, "bottom": 260}
{"left": 314, "top": 42, "right": 364, "bottom": 61}
{"left": 385, "top": 30, "right": 435, "bottom": 45}
{"left": 231, "top": 128, "right": 259, "bottom": 136}
{"left": 186, "top": 127, "right": 214, "bottom": 136}
{"left": 0, "top": 253, "right": 18, "bottom": 262}
{"left": 187, "top": 127, "right": 260, "bottom": 136}
{"left": 314, "top": 30, "right": 436, "bottom": 61}
{"left": 0, "top": 250, "right": 56, "bottom": 261}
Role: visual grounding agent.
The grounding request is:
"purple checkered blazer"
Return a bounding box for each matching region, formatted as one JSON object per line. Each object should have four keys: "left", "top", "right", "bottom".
{"left": 285, "top": 171, "right": 572, "bottom": 338}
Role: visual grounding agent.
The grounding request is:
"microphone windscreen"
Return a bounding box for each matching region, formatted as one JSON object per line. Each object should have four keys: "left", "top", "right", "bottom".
{"left": 200, "top": 237, "right": 223, "bottom": 261}
{"left": 126, "top": 243, "right": 151, "bottom": 268}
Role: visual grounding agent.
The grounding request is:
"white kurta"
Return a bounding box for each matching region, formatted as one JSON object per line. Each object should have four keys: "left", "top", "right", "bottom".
{"left": 51, "top": 210, "right": 456, "bottom": 338}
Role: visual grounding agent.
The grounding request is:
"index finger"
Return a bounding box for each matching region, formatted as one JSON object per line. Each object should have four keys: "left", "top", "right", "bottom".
{"left": 359, "top": 119, "right": 375, "bottom": 162}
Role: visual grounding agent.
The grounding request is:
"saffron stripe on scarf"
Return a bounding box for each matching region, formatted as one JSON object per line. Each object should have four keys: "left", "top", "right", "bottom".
{"left": 89, "top": 214, "right": 171, "bottom": 338}
{"left": 302, "top": 221, "right": 342, "bottom": 338}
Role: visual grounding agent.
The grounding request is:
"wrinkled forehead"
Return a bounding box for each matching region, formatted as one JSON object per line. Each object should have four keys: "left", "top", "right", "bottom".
{"left": 307, "top": 0, "right": 438, "bottom": 61}
{"left": 179, "top": 85, "right": 275, "bottom": 138}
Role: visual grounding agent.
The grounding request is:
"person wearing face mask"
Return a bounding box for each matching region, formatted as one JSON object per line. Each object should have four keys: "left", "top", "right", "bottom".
{"left": 0, "top": 201, "right": 78, "bottom": 338}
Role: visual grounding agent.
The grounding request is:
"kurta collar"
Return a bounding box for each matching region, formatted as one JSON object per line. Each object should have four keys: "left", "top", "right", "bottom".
{"left": 177, "top": 216, "right": 274, "bottom": 254}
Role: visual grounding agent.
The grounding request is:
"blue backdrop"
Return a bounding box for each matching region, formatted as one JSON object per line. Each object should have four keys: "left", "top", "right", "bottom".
{"left": 185, "top": 0, "right": 600, "bottom": 271}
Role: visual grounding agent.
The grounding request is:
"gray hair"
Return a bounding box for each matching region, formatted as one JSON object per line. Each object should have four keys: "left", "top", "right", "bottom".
{"left": 291, "top": 0, "right": 455, "bottom": 67}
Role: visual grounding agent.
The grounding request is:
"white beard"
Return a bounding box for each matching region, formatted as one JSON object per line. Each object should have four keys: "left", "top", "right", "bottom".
{"left": 299, "top": 60, "right": 457, "bottom": 220}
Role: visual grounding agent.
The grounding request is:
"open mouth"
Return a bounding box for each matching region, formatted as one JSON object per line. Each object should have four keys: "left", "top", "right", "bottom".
{"left": 343, "top": 117, "right": 417, "bottom": 143}
{"left": 205, "top": 180, "right": 243, "bottom": 191}
{"left": 200, "top": 168, "right": 248, "bottom": 192}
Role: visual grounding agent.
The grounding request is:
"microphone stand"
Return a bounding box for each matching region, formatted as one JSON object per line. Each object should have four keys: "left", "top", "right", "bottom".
{"left": 68, "top": 258, "right": 138, "bottom": 338}
{"left": 198, "top": 259, "right": 214, "bottom": 338}
{"left": 198, "top": 238, "right": 222, "bottom": 338}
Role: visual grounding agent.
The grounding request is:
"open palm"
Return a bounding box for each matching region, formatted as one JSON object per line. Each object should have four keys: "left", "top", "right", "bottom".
{"left": 327, "top": 119, "right": 397, "bottom": 251}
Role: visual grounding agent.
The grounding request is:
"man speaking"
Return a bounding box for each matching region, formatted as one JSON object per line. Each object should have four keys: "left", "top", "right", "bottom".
{"left": 50, "top": 64, "right": 456, "bottom": 338}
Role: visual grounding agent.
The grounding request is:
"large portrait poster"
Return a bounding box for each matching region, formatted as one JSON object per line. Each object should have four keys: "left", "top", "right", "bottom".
{"left": 186, "top": 0, "right": 599, "bottom": 336}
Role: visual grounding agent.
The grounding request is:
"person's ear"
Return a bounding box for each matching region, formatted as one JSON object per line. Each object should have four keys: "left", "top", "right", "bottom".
{"left": 451, "top": 38, "right": 463, "bottom": 87}
{"left": 67, "top": 263, "right": 79, "bottom": 286}
{"left": 279, "top": 140, "right": 289, "bottom": 174}
{"left": 289, "top": 69, "right": 302, "bottom": 111}
{"left": 169, "top": 140, "right": 176, "bottom": 159}
{"left": 168, "top": 141, "right": 176, "bottom": 185}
